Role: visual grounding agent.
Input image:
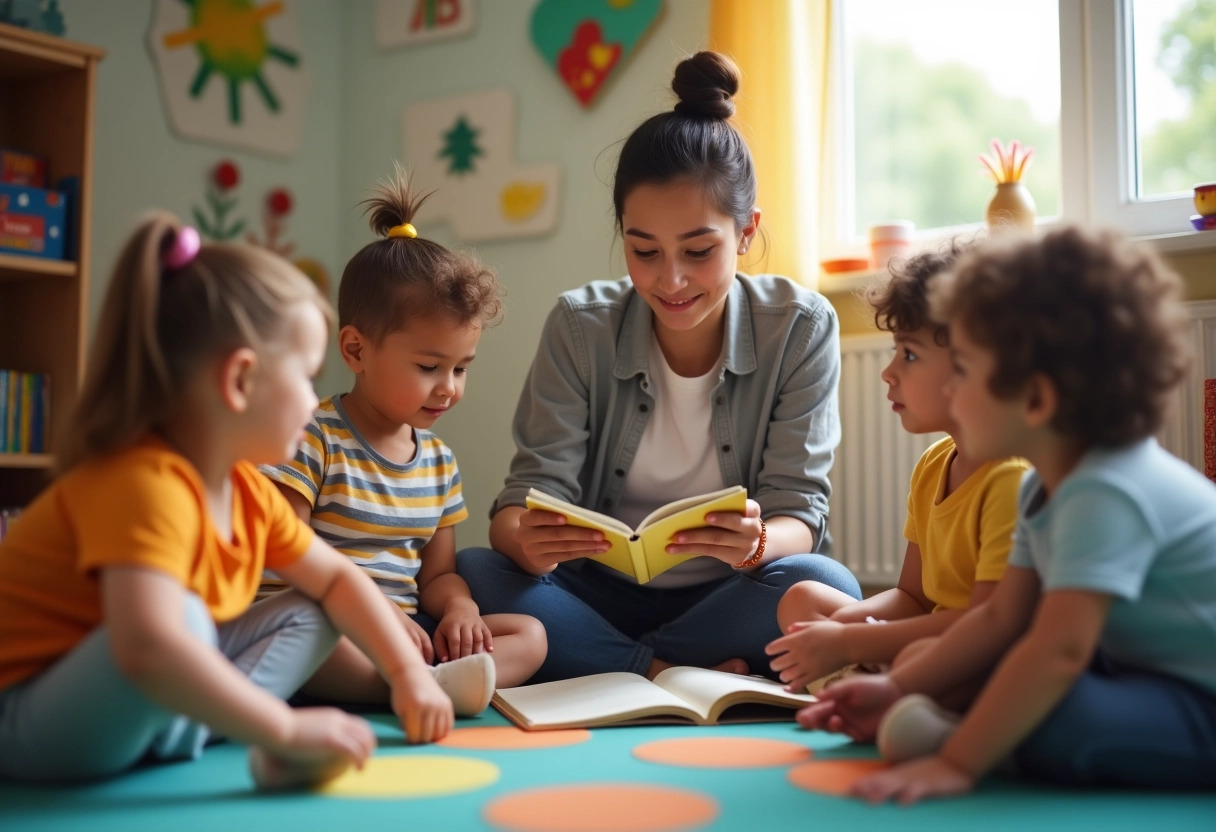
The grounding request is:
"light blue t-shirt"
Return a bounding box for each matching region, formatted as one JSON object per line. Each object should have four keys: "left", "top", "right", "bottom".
{"left": 1008, "top": 437, "right": 1216, "bottom": 696}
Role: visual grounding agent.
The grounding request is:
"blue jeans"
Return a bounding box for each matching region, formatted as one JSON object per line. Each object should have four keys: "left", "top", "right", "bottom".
{"left": 0, "top": 590, "right": 337, "bottom": 783}
{"left": 456, "top": 548, "right": 860, "bottom": 683}
{"left": 1015, "top": 653, "right": 1216, "bottom": 788}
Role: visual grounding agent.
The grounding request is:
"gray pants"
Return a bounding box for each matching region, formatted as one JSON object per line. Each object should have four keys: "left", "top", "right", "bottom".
{"left": 0, "top": 590, "right": 338, "bottom": 783}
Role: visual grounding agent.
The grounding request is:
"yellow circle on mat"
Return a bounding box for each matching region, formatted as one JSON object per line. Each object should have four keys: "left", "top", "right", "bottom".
{"left": 438, "top": 726, "right": 592, "bottom": 750}
{"left": 320, "top": 755, "right": 499, "bottom": 799}
{"left": 484, "top": 783, "right": 718, "bottom": 832}
{"left": 787, "top": 758, "right": 888, "bottom": 796}
{"left": 633, "top": 737, "right": 811, "bottom": 768}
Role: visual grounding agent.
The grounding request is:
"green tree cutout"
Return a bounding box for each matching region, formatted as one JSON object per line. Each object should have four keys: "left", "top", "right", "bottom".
{"left": 439, "top": 116, "right": 483, "bottom": 176}
{"left": 1142, "top": 0, "right": 1216, "bottom": 195}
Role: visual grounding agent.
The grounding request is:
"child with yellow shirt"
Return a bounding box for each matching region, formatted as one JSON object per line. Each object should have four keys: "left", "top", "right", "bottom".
{"left": 766, "top": 243, "right": 1027, "bottom": 693}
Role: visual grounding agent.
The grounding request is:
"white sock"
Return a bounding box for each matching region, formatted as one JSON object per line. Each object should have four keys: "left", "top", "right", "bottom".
{"left": 431, "top": 652, "right": 496, "bottom": 717}
{"left": 877, "top": 693, "right": 961, "bottom": 764}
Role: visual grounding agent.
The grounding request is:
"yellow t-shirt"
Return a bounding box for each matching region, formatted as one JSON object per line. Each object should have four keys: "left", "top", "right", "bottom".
{"left": 0, "top": 438, "right": 313, "bottom": 691}
{"left": 904, "top": 436, "right": 1028, "bottom": 611}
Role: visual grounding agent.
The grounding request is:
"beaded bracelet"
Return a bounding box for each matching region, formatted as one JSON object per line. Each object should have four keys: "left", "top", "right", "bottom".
{"left": 733, "top": 519, "right": 767, "bottom": 569}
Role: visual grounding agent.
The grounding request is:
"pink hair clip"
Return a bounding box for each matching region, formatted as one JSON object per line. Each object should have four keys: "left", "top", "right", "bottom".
{"left": 163, "top": 226, "right": 201, "bottom": 270}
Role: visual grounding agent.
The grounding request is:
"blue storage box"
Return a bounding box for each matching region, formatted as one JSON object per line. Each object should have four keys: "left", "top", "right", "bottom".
{"left": 0, "top": 182, "right": 67, "bottom": 260}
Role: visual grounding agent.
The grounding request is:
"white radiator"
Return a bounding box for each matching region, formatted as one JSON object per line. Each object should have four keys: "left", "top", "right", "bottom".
{"left": 829, "top": 300, "right": 1216, "bottom": 589}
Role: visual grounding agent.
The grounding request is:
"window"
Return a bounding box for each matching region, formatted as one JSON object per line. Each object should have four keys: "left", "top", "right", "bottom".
{"left": 820, "top": 0, "right": 1214, "bottom": 259}
{"left": 1130, "top": 0, "right": 1212, "bottom": 198}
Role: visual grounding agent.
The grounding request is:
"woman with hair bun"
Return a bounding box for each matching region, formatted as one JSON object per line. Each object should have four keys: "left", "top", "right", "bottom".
{"left": 458, "top": 51, "right": 860, "bottom": 683}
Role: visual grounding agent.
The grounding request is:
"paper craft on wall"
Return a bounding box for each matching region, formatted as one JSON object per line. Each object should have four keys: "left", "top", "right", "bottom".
{"left": 403, "top": 89, "right": 561, "bottom": 242}
{"left": 375, "top": 0, "right": 476, "bottom": 49}
{"left": 0, "top": 0, "right": 67, "bottom": 36}
{"left": 146, "top": 0, "right": 312, "bottom": 158}
{"left": 192, "top": 158, "right": 330, "bottom": 293}
{"left": 530, "top": 0, "right": 663, "bottom": 108}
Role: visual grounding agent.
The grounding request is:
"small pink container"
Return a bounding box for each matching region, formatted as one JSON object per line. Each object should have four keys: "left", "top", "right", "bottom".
{"left": 869, "top": 221, "right": 915, "bottom": 269}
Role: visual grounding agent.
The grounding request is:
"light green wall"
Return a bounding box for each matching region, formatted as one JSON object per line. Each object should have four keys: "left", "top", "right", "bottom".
{"left": 61, "top": 0, "right": 710, "bottom": 548}
{"left": 63, "top": 0, "right": 347, "bottom": 395}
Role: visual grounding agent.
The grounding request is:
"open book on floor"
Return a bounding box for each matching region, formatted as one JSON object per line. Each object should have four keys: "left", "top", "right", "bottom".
{"left": 524, "top": 485, "right": 747, "bottom": 584}
{"left": 492, "top": 666, "right": 817, "bottom": 730}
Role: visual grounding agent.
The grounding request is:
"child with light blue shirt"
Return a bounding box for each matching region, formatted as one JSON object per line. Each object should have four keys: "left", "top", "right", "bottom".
{"left": 799, "top": 225, "right": 1216, "bottom": 801}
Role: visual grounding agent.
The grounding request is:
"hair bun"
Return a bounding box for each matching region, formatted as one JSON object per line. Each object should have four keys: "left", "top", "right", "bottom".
{"left": 672, "top": 51, "right": 740, "bottom": 120}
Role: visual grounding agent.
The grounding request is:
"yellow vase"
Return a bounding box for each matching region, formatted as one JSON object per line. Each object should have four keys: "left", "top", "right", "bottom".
{"left": 985, "top": 182, "right": 1036, "bottom": 232}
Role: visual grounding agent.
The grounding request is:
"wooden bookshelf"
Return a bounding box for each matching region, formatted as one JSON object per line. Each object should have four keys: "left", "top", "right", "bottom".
{"left": 0, "top": 23, "right": 103, "bottom": 504}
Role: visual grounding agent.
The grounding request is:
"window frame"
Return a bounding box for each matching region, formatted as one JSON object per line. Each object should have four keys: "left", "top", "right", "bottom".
{"left": 1080, "top": 0, "right": 1198, "bottom": 237}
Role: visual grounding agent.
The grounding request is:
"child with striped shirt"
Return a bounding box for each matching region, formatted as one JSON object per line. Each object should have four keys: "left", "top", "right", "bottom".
{"left": 262, "top": 171, "right": 546, "bottom": 715}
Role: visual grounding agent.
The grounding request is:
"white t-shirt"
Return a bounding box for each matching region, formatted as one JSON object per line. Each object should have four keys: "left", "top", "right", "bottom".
{"left": 616, "top": 335, "right": 732, "bottom": 588}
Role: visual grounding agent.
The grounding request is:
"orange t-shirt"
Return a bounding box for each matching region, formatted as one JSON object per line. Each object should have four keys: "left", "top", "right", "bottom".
{"left": 0, "top": 438, "right": 313, "bottom": 691}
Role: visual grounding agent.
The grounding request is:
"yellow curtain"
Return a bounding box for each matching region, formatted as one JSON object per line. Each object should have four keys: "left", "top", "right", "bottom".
{"left": 710, "top": 0, "right": 833, "bottom": 288}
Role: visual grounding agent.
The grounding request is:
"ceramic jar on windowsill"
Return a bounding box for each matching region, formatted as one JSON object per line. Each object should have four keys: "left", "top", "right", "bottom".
{"left": 985, "top": 182, "right": 1036, "bottom": 232}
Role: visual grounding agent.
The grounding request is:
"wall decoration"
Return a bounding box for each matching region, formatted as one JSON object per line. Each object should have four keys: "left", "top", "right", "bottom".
{"left": 191, "top": 159, "right": 329, "bottom": 293}
{"left": 375, "top": 0, "right": 476, "bottom": 49}
{"left": 403, "top": 89, "right": 560, "bottom": 242}
{"left": 246, "top": 186, "right": 294, "bottom": 256}
{"left": 146, "top": 0, "right": 312, "bottom": 158}
{"left": 0, "top": 0, "right": 66, "bottom": 35}
{"left": 193, "top": 158, "right": 246, "bottom": 241}
{"left": 530, "top": 0, "right": 663, "bottom": 108}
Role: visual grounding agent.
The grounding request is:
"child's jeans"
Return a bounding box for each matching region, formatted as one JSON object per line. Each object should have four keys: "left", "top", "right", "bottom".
{"left": 1016, "top": 652, "right": 1216, "bottom": 788}
{"left": 456, "top": 546, "right": 861, "bottom": 683}
{"left": 0, "top": 590, "right": 337, "bottom": 783}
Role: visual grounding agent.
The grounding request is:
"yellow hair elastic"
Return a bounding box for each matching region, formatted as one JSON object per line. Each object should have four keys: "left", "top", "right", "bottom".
{"left": 387, "top": 222, "right": 417, "bottom": 239}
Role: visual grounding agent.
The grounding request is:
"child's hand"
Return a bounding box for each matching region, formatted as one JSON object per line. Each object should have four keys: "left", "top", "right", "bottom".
{"left": 400, "top": 611, "right": 436, "bottom": 664}
{"left": 765, "top": 620, "right": 849, "bottom": 692}
{"left": 251, "top": 706, "right": 376, "bottom": 790}
{"left": 434, "top": 608, "right": 493, "bottom": 662}
{"left": 391, "top": 667, "right": 455, "bottom": 744}
{"left": 795, "top": 674, "right": 903, "bottom": 742}
{"left": 850, "top": 755, "right": 975, "bottom": 805}
{"left": 516, "top": 508, "right": 610, "bottom": 570}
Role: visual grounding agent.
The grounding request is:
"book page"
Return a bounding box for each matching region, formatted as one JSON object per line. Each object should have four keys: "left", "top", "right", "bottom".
{"left": 525, "top": 489, "right": 634, "bottom": 536}
{"left": 634, "top": 487, "right": 747, "bottom": 581}
{"left": 652, "top": 666, "right": 816, "bottom": 722}
{"left": 493, "top": 672, "right": 706, "bottom": 729}
{"left": 636, "top": 486, "right": 747, "bottom": 531}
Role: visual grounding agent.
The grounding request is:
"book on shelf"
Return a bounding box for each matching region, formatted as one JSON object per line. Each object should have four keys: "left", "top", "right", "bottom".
{"left": 524, "top": 485, "right": 747, "bottom": 584}
{"left": 0, "top": 370, "right": 49, "bottom": 454}
{"left": 492, "top": 666, "right": 816, "bottom": 730}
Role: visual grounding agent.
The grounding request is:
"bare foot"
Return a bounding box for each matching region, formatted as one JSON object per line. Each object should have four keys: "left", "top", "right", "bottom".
{"left": 712, "top": 658, "right": 750, "bottom": 675}
{"left": 646, "top": 657, "right": 750, "bottom": 680}
{"left": 248, "top": 747, "right": 352, "bottom": 792}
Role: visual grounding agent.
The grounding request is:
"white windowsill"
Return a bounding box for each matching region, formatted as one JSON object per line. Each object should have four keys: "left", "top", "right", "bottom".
{"left": 1136, "top": 229, "right": 1216, "bottom": 255}
{"left": 818, "top": 228, "right": 1216, "bottom": 296}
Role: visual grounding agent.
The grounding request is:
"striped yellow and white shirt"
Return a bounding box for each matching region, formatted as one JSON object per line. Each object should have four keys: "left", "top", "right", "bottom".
{"left": 259, "top": 395, "right": 468, "bottom": 611}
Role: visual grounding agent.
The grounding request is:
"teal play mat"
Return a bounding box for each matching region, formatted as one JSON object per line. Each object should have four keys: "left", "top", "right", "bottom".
{"left": 2, "top": 709, "right": 1213, "bottom": 831}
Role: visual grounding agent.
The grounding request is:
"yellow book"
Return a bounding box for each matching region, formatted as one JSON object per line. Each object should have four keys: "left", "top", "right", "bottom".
{"left": 524, "top": 485, "right": 747, "bottom": 584}
{"left": 492, "top": 666, "right": 816, "bottom": 730}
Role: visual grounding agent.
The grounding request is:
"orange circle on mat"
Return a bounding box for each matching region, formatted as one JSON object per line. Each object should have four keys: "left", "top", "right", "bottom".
{"left": 633, "top": 737, "right": 810, "bottom": 768}
{"left": 438, "top": 726, "right": 592, "bottom": 750}
{"left": 787, "top": 758, "right": 888, "bottom": 796}
{"left": 484, "top": 784, "right": 718, "bottom": 832}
